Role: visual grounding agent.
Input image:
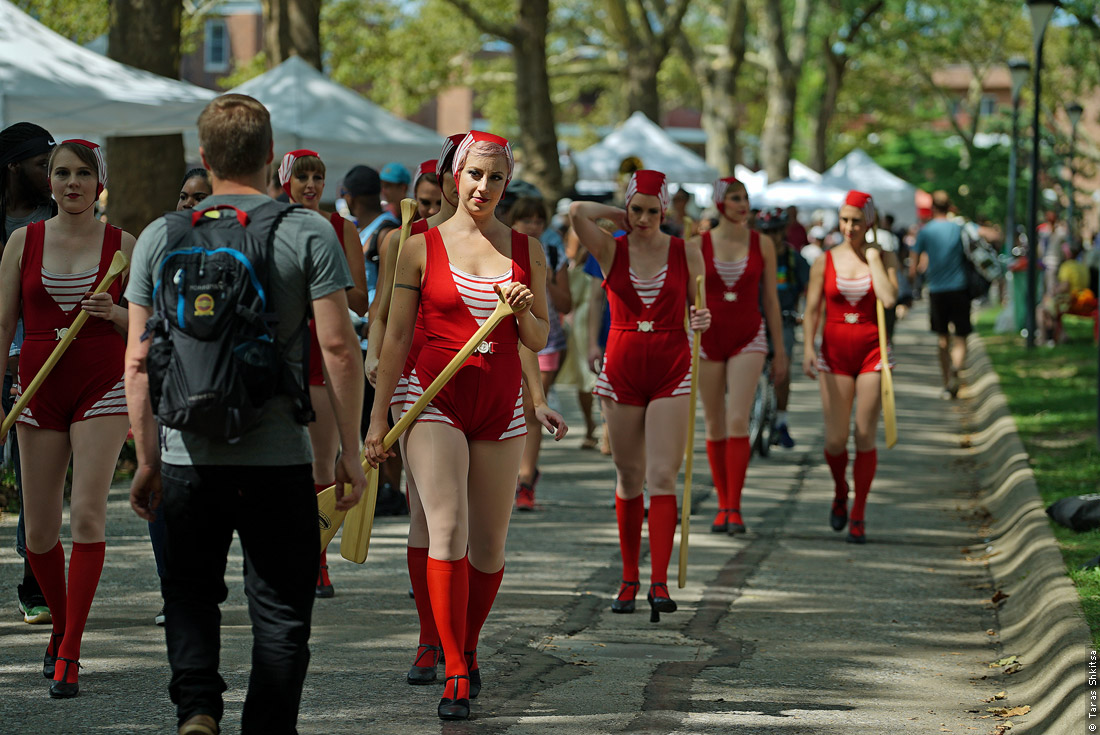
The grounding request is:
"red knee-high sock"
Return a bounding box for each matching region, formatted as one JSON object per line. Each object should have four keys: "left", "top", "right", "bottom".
{"left": 647, "top": 495, "right": 677, "bottom": 586}
{"left": 55, "top": 541, "right": 105, "bottom": 681}
{"left": 464, "top": 560, "right": 504, "bottom": 670}
{"left": 824, "top": 449, "right": 849, "bottom": 500}
{"left": 706, "top": 438, "right": 729, "bottom": 511}
{"left": 315, "top": 483, "right": 331, "bottom": 585}
{"left": 724, "top": 436, "right": 752, "bottom": 524}
{"left": 426, "top": 555, "right": 470, "bottom": 700}
{"left": 851, "top": 450, "right": 877, "bottom": 522}
{"left": 407, "top": 546, "right": 439, "bottom": 647}
{"left": 615, "top": 495, "right": 644, "bottom": 583}
{"left": 26, "top": 541, "right": 67, "bottom": 641}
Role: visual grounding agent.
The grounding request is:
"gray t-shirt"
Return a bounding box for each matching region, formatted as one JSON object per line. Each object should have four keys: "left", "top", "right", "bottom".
{"left": 4, "top": 204, "right": 53, "bottom": 242}
{"left": 125, "top": 194, "right": 353, "bottom": 466}
{"left": 913, "top": 219, "right": 966, "bottom": 294}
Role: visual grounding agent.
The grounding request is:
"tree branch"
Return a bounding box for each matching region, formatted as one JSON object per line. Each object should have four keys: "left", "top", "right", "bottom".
{"left": 444, "top": 0, "right": 516, "bottom": 44}
{"left": 841, "top": 0, "right": 885, "bottom": 44}
{"left": 632, "top": 0, "right": 658, "bottom": 46}
{"left": 656, "top": 0, "right": 692, "bottom": 56}
{"left": 605, "top": 0, "right": 638, "bottom": 47}
{"left": 788, "top": 0, "right": 815, "bottom": 69}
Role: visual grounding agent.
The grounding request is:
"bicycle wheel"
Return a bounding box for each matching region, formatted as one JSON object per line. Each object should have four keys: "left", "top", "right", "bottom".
{"left": 748, "top": 370, "right": 768, "bottom": 456}
{"left": 758, "top": 378, "right": 777, "bottom": 458}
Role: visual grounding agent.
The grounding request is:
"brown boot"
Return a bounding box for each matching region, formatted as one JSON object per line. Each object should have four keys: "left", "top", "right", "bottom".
{"left": 179, "top": 714, "right": 218, "bottom": 735}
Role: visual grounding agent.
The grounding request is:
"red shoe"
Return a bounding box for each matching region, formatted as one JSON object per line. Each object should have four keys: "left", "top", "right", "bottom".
{"left": 515, "top": 484, "right": 535, "bottom": 511}
{"left": 726, "top": 509, "right": 746, "bottom": 535}
{"left": 710, "top": 509, "right": 730, "bottom": 533}
{"left": 846, "top": 520, "right": 866, "bottom": 545}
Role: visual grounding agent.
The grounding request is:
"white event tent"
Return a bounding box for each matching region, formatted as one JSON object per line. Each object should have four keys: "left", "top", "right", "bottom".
{"left": 753, "top": 178, "right": 849, "bottom": 211}
{"left": 188, "top": 56, "right": 443, "bottom": 187}
{"left": 822, "top": 148, "right": 918, "bottom": 227}
{"left": 0, "top": 0, "right": 215, "bottom": 137}
{"left": 574, "top": 111, "right": 719, "bottom": 187}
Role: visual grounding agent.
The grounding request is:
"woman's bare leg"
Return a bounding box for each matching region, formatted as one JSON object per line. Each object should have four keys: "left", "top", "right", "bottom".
{"left": 642, "top": 396, "right": 689, "bottom": 591}
{"left": 68, "top": 416, "right": 129, "bottom": 543}
{"left": 308, "top": 385, "right": 339, "bottom": 486}
{"left": 18, "top": 427, "right": 71, "bottom": 554}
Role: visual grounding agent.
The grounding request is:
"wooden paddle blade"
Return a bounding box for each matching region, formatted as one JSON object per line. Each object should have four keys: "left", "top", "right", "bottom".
{"left": 103, "top": 250, "right": 130, "bottom": 283}
{"left": 317, "top": 484, "right": 347, "bottom": 551}
{"left": 340, "top": 470, "right": 379, "bottom": 564}
{"left": 400, "top": 197, "right": 418, "bottom": 226}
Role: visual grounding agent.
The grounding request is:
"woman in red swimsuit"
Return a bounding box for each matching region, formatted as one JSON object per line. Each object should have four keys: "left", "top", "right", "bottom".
{"left": 570, "top": 170, "right": 711, "bottom": 622}
{"left": 366, "top": 131, "right": 549, "bottom": 721}
{"left": 0, "top": 140, "right": 135, "bottom": 698}
{"left": 802, "top": 191, "right": 898, "bottom": 544}
{"left": 278, "top": 149, "right": 369, "bottom": 596}
{"left": 693, "top": 177, "right": 787, "bottom": 535}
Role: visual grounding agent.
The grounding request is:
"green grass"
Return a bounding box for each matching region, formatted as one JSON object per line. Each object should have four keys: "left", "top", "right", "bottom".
{"left": 976, "top": 309, "right": 1100, "bottom": 645}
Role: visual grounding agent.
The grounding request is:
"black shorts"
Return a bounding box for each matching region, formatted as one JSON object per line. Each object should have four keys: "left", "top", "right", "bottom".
{"left": 929, "top": 289, "right": 972, "bottom": 337}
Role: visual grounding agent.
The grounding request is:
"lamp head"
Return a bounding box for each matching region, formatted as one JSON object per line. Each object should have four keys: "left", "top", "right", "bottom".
{"left": 1026, "top": 1, "right": 1058, "bottom": 49}
{"left": 1066, "top": 101, "right": 1084, "bottom": 128}
{"left": 1008, "top": 57, "right": 1030, "bottom": 98}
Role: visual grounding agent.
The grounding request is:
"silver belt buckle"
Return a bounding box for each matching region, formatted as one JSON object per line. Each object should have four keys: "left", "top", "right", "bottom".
{"left": 844, "top": 313, "right": 859, "bottom": 324}
{"left": 54, "top": 327, "right": 69, "bottom": 341}
{"left": 636, "top": 320, "right": 654, "bottom": 333}
{"left": 476, "top": 341, "right": 491, "bottom": 354}
{"left": 723, "top": 291, "right": 737, "bottom": 302}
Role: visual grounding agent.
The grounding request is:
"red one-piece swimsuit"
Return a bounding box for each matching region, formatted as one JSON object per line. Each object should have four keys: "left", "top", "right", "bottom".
{"left": 308, "top": 211, "right": 351, "bottom": 386}
{"left": 594, "top": 235, "right": 691, "bottom": 406}
{"left": 816, "top": 250, "right": 891, "bottom": 377}
{"left": 16, "top": 221, "right": 126, "bottom": 430}
{"left": 400, "top": 227, "right": 531, "bottom": 441}
{"left": 700, "top": 230, "right": 767, "bottom": 362}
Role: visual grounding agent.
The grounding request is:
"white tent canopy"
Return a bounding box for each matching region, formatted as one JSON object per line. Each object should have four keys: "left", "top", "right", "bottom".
{"left": 753, "top": 179, "right": 849, "bottom": 211}
{"left": 574, "top": 111, "right": 719, "bottom": 185}
{"left": 734, "top": 165, "right": 769, "bottom": 199}
{"left": 0, "top": 0, "right": 215, "bottom": 137}
{"left": 822, "top": 148, "right": 917, "bottom": 227}
{"left": 788, "top": 159, "right": 822, "bottom": 183}
{"left": 189, "top": 56, "right": 443, "bottom": 184}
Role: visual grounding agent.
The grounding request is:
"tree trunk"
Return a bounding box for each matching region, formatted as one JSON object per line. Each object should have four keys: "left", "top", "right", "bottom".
{"left": 107, "top": 0, "right": 184, "bottom": 237}
{"left": 624, "top": 54, "right": 661, "bottom": 122}
{"left": 811, "top": 48, "right": 845, "bottom": 173}
{"left": 512, "top": 0, "right": 562, "bottom": 202}
{"left": 761, "top": 73, "right": 796, "bottom": 183}
{"left": 756, "top": 0, "right": 814, "bottom": 183}
{"left": 263, "top": 0, "right": 322, "bottom": 69}
{"left": 698, "top": 0, "right": 748, "bottom": 176}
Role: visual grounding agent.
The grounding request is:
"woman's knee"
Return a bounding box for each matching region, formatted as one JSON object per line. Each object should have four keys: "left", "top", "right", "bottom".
{"left": 614, "top": 462, "right": 646, "bottom": 492}
{"left": 646, "top": 464, "right": 678, "bottom": 494}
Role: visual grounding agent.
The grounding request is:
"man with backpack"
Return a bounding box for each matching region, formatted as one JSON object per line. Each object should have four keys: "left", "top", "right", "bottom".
{"left": 124, "top": 94, "right": 367, "bottom": 735}
{"left": 911, "top": 190, "right": 969, "bottom": 399}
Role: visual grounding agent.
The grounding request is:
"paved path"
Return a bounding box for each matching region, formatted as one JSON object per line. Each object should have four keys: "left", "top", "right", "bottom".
{"left": 0, "top": 305, "right": 1053, "bottom": 733}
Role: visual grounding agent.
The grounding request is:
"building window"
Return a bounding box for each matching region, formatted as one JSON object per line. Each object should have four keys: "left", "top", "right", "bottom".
{"left": 979, "top": 95, "right": 997, "bottom": 117}
{"left": 204, "top": 19, "right": 229, "bottom": 72}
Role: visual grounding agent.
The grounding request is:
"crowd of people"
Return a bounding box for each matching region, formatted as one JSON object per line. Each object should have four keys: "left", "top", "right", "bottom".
{"left": 0, "top": 96, "right": 1024, "bottom": 733}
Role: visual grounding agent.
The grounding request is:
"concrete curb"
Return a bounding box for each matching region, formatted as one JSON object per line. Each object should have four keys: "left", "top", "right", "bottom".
{"left": 963, "top": 335, "right": 1092, "bottom": 733}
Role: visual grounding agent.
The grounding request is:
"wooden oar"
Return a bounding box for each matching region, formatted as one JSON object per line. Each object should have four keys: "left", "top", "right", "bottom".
{"left": 1, "top": 250, "right": 129, "bottom": 440}
{"left": 318, "top": 291, "right": 520, "bottom": 555}
{"left": 678, "top": 275, "right": 704, "bottom": 589}
{"left": 339, "top": 197, "right": 418, "bottom": 564}
{"left": 876, "top": 299, "right": 898, "bottom": 449}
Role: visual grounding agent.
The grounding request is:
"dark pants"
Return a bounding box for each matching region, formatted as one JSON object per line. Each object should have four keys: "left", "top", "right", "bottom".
{"left": 2, "top": 372, "right": 25, "bottom": 558}
{"left": 160, "top": 462, "right": 317, "bottom": 733}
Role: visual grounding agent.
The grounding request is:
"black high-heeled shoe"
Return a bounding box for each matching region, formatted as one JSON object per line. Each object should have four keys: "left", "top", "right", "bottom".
{"left": 49, "top": 657, "right": 79, "bottom": 698}
{"left": 846, "top": 520, "right": 866, "bottom": 545}
{"left": 611, "top": 580, "right": 640, "bottom": 614}
{"left": 43, "top": 632, "right": 64, "bottom": 679}
{"left": 407, "top": 644, "right": 441, "bottom": 685}
{"left": 437, "top": 674, "right": 470, "bottom": 720}
{"left": 464, "top": 651, "right": 481, "bottom": 698}
{"left": 647, "top": 583, "right": 678, "bottom": 623}
{"left": 830, "top": 499, "right": 848, "bottom": 531}
{"left": 726, "top": 508, "right": 746, "bottom": 535}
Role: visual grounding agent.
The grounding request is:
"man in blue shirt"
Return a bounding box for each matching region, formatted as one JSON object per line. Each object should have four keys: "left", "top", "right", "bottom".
{"left": 911, "top": 191, "right": 968, "bottom": 398}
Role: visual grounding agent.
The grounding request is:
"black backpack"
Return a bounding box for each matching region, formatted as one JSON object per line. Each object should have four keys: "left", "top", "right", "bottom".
{"left": 144, "top": 201, "right": 313, "bottom": 442}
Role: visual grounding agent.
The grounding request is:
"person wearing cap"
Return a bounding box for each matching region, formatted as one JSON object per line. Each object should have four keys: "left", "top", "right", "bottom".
{"left": 803, "top": 225, "right": 826, "bottom": 265}
{"left": 802, "top": 191, "right": 898, "bottom": 545}
{"left": 379, "top": 161, "right": 411, "bottom": 218}
{"left": 365, "top": 130, "right": 558, "bottom": 721}
{"left": 570, "top": 170, "right": 711, "bottom": 622}
{"left": 278, "top": 149, "right": 369, "bottom": 599}
{"left": 1, "top": 122, "right": 57, "bottom": 627}
{"left": 693, "top": 178, "right": 788, "bottom": 537}
{"left": 0, "top": 139, "right": 137, "bottom": 698}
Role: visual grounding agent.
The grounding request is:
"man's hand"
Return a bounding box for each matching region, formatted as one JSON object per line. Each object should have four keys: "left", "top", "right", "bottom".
{"left": 129, "top": 464, "right": 163, "bottom": 522}
{"left": 334, "top": 451, "right": 368, "bottom": 512}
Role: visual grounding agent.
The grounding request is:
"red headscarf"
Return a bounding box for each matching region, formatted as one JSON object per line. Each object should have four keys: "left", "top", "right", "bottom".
{"left": 625, "top": 170, "right": 669, "bottom": 216}
{"left": 844, "top": 190, "right": 875, "bottom": 228}
{"left": 414, "top": 159, "right": 437, "bottom": 192}
{"left": 60, "top": 139, "right": 106, "bottom": 196}
{"left": 713, "top": 176, "right": 745, "bottom": 219}
{"left": 453, "top": 130, "right": 514, "bottom": 190}
{"left": 278, "top": 149, "right": 320, "bottom": 201}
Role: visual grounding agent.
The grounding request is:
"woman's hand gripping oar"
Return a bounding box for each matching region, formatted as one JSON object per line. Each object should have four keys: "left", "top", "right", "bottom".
{"left": 678, "top": 275, "right": 704, "bottom": 589}
{"left": 337, "top": 198, "right": 419, "bottom": 563}
{"left": 1, "top": 250, "right": 129, "bottom": 441}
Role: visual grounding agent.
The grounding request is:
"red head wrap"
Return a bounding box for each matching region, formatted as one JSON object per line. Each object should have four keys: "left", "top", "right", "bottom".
{"left": 278, "top": 149, "right": 320, "bottom": 201}
{"left": 60, "top": 139, "right": 106, "bottom": 196}
{"left": 625, "top": 170, "right": 669, "bottom": 215}
{"left": 844, "top": 190, "right": 875, "bottom": 227}
{"left": 453, "top": 130, "right": 514, "bottom": 190}
{"left": 414, "top": 159, "right": 437, "bottom": 192}
{"left": 713, "top": 176, "right": 745, "bottom": 216}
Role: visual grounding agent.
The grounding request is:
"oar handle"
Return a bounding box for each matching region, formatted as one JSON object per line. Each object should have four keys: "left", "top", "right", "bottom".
{"left": 1, "top": 250, "right": 129, "bottom": 439}
{"left": 678, "top": 275, "right": 703, "bottom": 589}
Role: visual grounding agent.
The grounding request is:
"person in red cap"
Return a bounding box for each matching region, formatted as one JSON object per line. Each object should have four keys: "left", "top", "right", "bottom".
{"left": 692, "top": 177, "right": 787, "bottom": 535}
{"left": 570, "top": 170, "right": 711, "bottom": 622}
{"left": 278, "top": 149, "right": 369, "bottom": 596}
{"left": 801, "top": 190, "right": 898, "bottom": 544}
{"left": 0, "top": 139, "right": 136, "bottom": 697}
{"left": 366, "top": 130, "right": 558, "bottom": 721}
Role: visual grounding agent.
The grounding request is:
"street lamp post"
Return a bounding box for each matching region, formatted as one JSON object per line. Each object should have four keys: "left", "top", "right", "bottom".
{"left": 1025, "top": 0, "right": 1057, "bottom": 350}
{"left": 1006, "top": 58, "right": 1030, "bottom": 256}
{"left": 1066, "top": 101, "right": 1083, "bottom": 246}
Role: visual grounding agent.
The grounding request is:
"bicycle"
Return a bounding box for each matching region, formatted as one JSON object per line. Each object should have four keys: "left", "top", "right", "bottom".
{"left": 749, "top": 310, "right": 801, "bottom": 458}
